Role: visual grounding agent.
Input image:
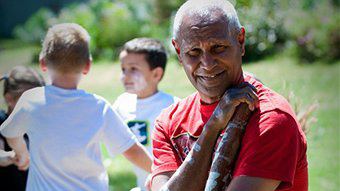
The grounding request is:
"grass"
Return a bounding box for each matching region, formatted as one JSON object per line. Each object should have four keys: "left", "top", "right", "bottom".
{"left": 0, "top": 45, "right": 339, "bottom": 191}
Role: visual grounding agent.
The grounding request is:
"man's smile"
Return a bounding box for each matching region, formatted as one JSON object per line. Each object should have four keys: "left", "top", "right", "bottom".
{"left": 196, "top": 70, "right": 225, "bottom": 83}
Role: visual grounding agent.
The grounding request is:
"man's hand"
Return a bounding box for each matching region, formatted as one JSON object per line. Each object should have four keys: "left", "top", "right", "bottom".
{"left": 0, "top": 150, "right": 15, "bottom": 167}
{"left": 212, "top": 82, "right": 258, "bottom": 131}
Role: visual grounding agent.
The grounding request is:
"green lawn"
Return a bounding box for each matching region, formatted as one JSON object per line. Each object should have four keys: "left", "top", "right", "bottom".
{"left": 0, "top": 45, "right": 339, "bottom": 191}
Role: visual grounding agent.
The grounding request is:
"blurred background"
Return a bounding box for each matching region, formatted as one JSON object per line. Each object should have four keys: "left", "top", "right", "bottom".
{"left": 0, "top": 0, "right": 339, "bottom": 190}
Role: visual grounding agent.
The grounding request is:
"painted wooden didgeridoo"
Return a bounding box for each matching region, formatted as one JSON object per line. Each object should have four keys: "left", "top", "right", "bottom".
{"left": 204, "top": 103, "right": 252, "bottom": 191}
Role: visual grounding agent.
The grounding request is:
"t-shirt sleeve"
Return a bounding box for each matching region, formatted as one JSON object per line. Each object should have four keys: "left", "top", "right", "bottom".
{"left": 233, "top": 109, "right": 302, "bottom": 190}
{"left": 111, "top": 97, "right": 120, "bottom": 110}
{"left": 0, "top": 94, "right": 29, "bottom": 137}
{"left": 101, "top": 104, "right": 138, "bottom": 157}
{"left": 151, "top": 114, "right": 181, "bottom": 180}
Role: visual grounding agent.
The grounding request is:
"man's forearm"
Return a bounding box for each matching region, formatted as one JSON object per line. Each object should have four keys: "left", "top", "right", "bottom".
{"left": 159, "top": 120, "right": 222, "bottom": 191}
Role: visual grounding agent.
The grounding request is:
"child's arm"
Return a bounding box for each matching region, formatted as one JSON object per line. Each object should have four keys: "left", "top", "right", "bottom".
{"left": 123, "top": 142, "right": 152, "bottom": 173}
{"left": 6, "top": 137, "right": 29, "bottom": 170}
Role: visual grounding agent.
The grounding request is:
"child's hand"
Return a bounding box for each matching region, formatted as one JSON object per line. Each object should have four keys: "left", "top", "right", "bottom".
{"left": 13, "top": 151, "right": 30, "bottom": 171}
{"left": 0, "top": 150, "right": 15, "bottom": 167}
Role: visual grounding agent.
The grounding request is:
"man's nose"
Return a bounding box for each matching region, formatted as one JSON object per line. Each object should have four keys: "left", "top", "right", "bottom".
{"left": 200, "top": 53, "right": 217, "bottom": 70}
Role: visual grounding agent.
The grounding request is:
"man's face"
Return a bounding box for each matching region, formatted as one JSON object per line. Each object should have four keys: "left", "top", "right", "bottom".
{"left": 174, "top": 13, "right": 245, "bottom": 104}
{"left": 119, "top": 51, "right": 158, "bottom": 97}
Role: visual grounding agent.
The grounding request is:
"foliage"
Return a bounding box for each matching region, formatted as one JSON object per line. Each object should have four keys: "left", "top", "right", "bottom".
{"left": 12, "top": 0, "right": 340, "bottom": 63}
{"left": 13, "top": 0, "right": 156, "bottom": 60}
{"left": 283, "top": 0, "right": 340, "bottom": 63}
{"left": 13, "top": 8, "right": 55, "bottom": 44}
{"left": 236, "top": 0, "right": 288, "bottom": 61}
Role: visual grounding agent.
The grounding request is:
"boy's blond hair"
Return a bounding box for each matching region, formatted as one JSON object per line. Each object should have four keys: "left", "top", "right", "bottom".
{"left": 40, "top": 23, "right": 91, "bottom": 73}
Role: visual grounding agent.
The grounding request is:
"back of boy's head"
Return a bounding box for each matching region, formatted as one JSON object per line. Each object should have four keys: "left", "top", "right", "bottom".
{"left": 122, "top": 38, "right": 167, "bottom": 71}
{"left": 39, "top": 23, "right": 91, "bottom": 73}
{"left": 1, "top": 66, "right": 45, "bottom": 100}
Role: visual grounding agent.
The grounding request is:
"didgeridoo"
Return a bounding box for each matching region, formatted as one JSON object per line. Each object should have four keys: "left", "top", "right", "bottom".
{"left": 204, "top": 103, "right": 252, "bottom": 191}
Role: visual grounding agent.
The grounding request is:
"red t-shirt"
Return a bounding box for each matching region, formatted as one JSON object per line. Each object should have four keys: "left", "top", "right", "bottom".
{"left": 151, "top": 74, "right": 308, "bottom": 190}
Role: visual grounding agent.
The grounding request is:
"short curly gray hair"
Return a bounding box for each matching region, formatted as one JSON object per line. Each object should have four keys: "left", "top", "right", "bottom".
{"left": 172, "top": 0, "right": 241, "bottom": 40}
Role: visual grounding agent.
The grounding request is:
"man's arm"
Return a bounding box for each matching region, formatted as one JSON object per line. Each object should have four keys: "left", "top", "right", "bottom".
{"left": 226, "top": 176, "right": 280, "bottom": 191}
{"left": 152, "top": 120, "right": 223, "bottom": 191}
{"left": 152, "top": 173, "right": 280, "bottom": 191}
{"left": 6, "top": 136, "right": 29, "bottom": 170}
{"left": 152, "top": 83, "right": 258, "bottom": 191}
{"left": 123, "top": 142, "right": 152, "bottom": 173}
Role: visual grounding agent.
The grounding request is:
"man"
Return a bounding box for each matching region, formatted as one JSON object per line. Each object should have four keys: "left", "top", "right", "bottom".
{"left": 150, "top": 0, "right": 308, "bottom": 191}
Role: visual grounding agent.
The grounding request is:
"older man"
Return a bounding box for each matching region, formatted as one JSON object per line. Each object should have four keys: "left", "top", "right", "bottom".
{"left": 150, "top": 0, "right": 308, "bottom": 191}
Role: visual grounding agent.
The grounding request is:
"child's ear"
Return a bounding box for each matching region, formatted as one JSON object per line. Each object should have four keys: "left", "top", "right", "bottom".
{"left": 39, "top": 58, "right": 48, "bottom": 72}
{"left": 82, "top": 60, "right": 92, "bottom": 75}
{"left": 153, "top": 67, "right": 164, "bottom": 82}
{"left": 4, "top": 93, "right": 16, "bottom": 112}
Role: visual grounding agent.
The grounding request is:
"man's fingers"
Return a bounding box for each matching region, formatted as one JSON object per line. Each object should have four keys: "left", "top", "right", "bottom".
{"left": 242, "top": 93, "right": 256, "bottom": 111}
{"left": 237, "top": 82, "right": 257, "bottom": 93}
{"left": 244, "top": 86, "right": 259, "bottom": 108}
{"left": 227, "top": 92, "right": 256, "bottom": 111}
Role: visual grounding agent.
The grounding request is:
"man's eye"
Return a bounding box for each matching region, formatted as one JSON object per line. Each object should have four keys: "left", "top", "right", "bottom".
{"left": 213, "top": 45, "right": 227, "bottom": 53}
{"left": 187, "top": 49, "right": 201, "bottom": 57}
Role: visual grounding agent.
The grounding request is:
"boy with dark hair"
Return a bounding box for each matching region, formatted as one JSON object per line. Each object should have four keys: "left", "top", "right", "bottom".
{"left": 0, "top": 23, "right": 152, "bottom": 191}
{"left": 113, "top": 38, "right": 179, "bottom": 191}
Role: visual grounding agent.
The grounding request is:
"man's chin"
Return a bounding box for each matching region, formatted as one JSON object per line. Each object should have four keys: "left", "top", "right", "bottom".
{"left": 199, "top": 91, "right": 223, "bottom": 104}
{"left": 195, "top": 85, "right": 225, "bottom": 101}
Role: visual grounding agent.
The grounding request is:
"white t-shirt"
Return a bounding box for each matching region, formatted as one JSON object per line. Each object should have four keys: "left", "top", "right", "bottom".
{"left": 113, "top": 91, "right": 179, "bottom": 190}
{"left": 0, "top": 85, "right": 137, "bottom": 191}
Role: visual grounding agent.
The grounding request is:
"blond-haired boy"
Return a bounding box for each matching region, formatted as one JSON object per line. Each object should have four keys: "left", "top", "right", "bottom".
{"left": 0, "top": 23, "right": 152, "bottom": 191}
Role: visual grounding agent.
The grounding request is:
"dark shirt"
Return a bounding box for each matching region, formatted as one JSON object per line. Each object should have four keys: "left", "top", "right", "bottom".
{"left": 0, "top": 110, "right": 28, "bottom": 191}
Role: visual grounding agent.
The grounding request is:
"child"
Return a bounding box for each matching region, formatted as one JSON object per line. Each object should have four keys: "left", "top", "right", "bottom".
{"left": 113, "top": 38, "right": 179, "bottom": 191}
{"left": 0, "top": 66, "right": 45, "bottom": 191}
{"left": 0, "top": 23, "right": 152, "bottom": 191}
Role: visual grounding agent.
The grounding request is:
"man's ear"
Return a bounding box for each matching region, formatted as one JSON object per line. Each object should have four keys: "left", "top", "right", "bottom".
{"left": 238, "top": 27, "right": 246, "bottom": 56}
{"left": 172, "top": 39, "right": 182, "bottom": 64}
{"left": 152, "top": 67, "right": 164, "bottom": 82}
{"left": 82, "top": 59, "right": 92, "bottom": 75}
{"left": 39, "top": 58, "right": 48, "bottom": 72}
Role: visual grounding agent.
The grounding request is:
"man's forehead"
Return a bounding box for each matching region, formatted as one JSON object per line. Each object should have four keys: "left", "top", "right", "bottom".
{"left": 183, "top": 9, "right": 227, "bottom": 28}
{"left": 179, "top": 16, "right": 231, "bottom": 45}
